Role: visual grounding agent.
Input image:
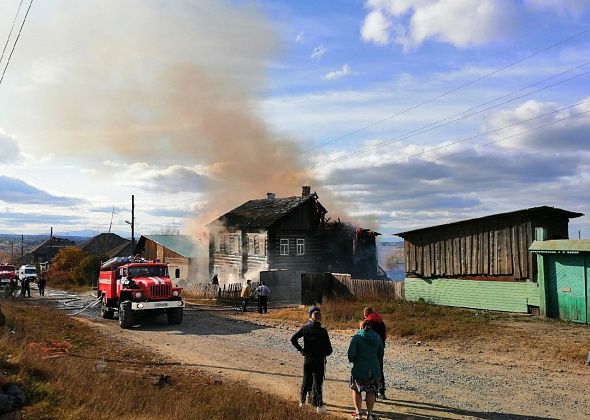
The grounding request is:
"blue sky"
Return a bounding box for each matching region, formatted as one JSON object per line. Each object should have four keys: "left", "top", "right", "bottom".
{"left": 0, "top": 0, "right": 589, "bottom": 238}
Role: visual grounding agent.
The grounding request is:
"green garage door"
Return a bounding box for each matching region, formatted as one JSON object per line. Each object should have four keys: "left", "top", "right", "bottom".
{"left": 546, "top": 254, "right": 588, "bottom": 323}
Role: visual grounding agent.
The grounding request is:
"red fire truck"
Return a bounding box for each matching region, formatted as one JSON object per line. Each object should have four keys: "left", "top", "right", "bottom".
{"left": 0, "top": 264, "right": 16, "bottom": 286}
{"left": 98, "top": 257, "right": 184, "bottom": 329}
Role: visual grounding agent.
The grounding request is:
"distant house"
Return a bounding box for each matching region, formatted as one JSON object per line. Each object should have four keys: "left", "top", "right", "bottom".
{"left": 207, "top": 187, "right": 381, "bottom": 285}
{"left": 136, "top": 235, "right": 201, "bottom": 283}
{"left": 396, "top": 206, "right": 583, "bottom": 313}
{"left": 81, "top": 233, "right": 132, "bottom": 258}
{"left": 23, "top": 236, "right": 77, "bottom": 265}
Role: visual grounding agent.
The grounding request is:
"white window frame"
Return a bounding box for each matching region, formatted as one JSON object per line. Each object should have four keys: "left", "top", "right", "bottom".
{"left": 296, "top": 238, "right": 305, "bottom": 256}
{"left": 280, "top": 238, "right": 289, "bottom": 256}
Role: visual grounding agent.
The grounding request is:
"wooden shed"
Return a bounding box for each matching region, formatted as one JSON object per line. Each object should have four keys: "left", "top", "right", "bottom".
{"left": 531, "top": 236, "right": 590, "bottom": 323}
{"left": 136, "top": 235, "right": 203, "bottom": 284}
{"left": 396, "top": 206, "right": 583, "bottom": 313}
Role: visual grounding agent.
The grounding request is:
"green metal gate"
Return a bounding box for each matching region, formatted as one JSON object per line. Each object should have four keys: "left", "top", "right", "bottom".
{"left": 546, "top": 254, "right": 588, "bottom": 323}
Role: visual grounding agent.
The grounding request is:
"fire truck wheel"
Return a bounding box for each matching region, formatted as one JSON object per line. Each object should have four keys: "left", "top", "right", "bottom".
{"left": 118, "top": 301, "right": 134, "bottom": 329}
{"left": 167, "top": 307, "right": 183, "bottom": 325}
{"left": 101, "top": 297, "right": 114, "bottom": 319}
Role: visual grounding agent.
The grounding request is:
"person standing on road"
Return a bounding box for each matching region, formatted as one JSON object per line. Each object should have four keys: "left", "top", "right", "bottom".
{"left": 364, "top": 306, "right": 387, "bottom": 399}
{"left": 348, "top": 320, "right": 384, "bottom": 420}
{"left": 37, "top": 274, "right": 46, "bottom": 297}
{"left": 290, "top": 306, "right": 332, "bottom": 414}
{"left": 19, "top": 278, "right": 30, "bottom": 298}
{"left": 255, "top": 281, "right": 271, "bottom": 314}
{"left": 240, "top": 279, "right": 252, "bottom": 312}
{"left": 0, "top": 372, "right": 27, "bottom": 420}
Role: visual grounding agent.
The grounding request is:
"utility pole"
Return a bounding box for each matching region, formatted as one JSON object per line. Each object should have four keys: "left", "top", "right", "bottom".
{"left": 11, "top": 241, "right": 14, "bottom": 264}
{"left": 131, "top": 195, "right": 135, "bottom": 254}
{"left": 21, "top": 234, "right": 24, "bottom": 262}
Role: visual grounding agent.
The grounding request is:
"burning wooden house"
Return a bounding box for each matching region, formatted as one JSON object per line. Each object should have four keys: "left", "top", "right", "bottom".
{"left": 396, "top": 206, "right": 583, "bottom": 313}
{"left": 207, "top": 186, "right": 382, "bottom": 286}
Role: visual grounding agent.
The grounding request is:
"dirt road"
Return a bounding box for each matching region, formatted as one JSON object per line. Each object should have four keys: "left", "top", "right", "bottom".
{"left": 80, "top": 306, "right": 589, "bottom": 419}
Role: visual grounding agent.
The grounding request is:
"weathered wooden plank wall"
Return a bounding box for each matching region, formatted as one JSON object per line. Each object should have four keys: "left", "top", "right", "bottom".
{"left": 403, "top": 214, "right": 571, "bottom": 281}
{"left": 403, "top": 220, "right": 534, "bottom": 280}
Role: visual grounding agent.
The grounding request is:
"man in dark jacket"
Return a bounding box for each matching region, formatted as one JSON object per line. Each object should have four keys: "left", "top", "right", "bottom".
{"left": 290, "top": 306, "right": 332, "bottom": 414}
{"left": 0, "top": 373, "right": 26, "bottom": 419}
{"left": 364, "top": 306, "right": 387, "bottom": 399}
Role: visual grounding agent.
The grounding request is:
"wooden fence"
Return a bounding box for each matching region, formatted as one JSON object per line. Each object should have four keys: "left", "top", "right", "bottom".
{"left": 334, "top": 276, "right": 404, "bottom": 300}
{"left": 301, "top": 273, "right": 404, "bottom": 304}
{"left": 187, "top": 282, "right": 259, "bottom": 301}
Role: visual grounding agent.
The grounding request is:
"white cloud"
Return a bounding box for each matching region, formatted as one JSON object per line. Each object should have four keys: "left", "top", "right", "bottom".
{"left": 295, "top": 31, "right": 305, "bottom": 43}
{"left": 525, "top": 0, "right": 590, "bottom": 16}
{"left": 119, "top": 163, "right": 213, "bottom": 193}
{"left": 310, "top": 46, "right": 327, "bottom": 60}
{"left": 361, "top": 0, "right": 520, "bottom": 50}
{"left": 361, "top": 10, "right": 391, "bottom": 45}
{"left": 0, "top": 129, "right": 21, "bottom": 163}
{"left": 80, "top": 168, "right": 97, "bottom": 174}
{"left": 324, "top": 64, "right": 351, "bottom": 80}
{"left": 102, "top": 160, "right": 122, "bottom": 167}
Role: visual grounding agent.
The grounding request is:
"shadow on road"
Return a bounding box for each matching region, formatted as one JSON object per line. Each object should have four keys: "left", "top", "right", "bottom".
{"left": 326, "top": 399, "right": 558, "bottom": 419}
{"left": 124, "top": 309, "right": 271, "bottom": 336}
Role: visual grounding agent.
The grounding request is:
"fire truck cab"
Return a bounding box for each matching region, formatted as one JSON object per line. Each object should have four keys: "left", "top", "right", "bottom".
{"left": 98, "top": 257, "right": 184, "bottom": 329}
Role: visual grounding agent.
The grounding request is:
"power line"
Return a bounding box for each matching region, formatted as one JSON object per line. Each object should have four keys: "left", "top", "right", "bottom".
{"left": 0, "top": 0, "right": 24, "bottom": 67}
{"left": 429, "top": 108, "right": 590, "bottom": 165}
{"left": 298, "top": 26, "right": 590, "bottom": 156}
{"left": 331, "top": 98, "right": 590, "bottom": 172}
{"left": 0, "top": 0, "right": 33, "bottom": 88}
{"left": 308, "top": 66, "right": 590, "bottom": 171}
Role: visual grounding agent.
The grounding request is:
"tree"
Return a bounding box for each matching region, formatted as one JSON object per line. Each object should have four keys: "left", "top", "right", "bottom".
{"left": 50, "top": 247, "right": 86, "bottom": 272}
{"left": 74, "top": 254, "right": 106, "bottom": 286}
{"left": 47, "top": 247, "right": 87, "bottom": 286}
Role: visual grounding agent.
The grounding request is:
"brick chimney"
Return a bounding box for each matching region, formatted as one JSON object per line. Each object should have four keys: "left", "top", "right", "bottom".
{"left": 267, "top": 192, "right": 276, "bottom": 201}
{"left": 302, "top": 186, "right": 311, "bottom": 197}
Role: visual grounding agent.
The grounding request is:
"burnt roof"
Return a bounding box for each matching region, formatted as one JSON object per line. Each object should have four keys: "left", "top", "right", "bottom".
{"left": 209, "top": 195, "right": 326, "bottom": 229}
{"left": 396, "top": 206, "right": 584, "bottom": 238}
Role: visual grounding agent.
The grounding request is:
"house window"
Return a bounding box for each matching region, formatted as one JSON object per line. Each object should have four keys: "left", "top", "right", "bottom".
{"left": 280, "top": 238, "right": 289, "bottom": 256}
{"left": 221, "top": 235, "right": 227, "bottom": 253}
{"left": 229, "top": 236, "right": 235, "bottom": 254}
{"left": 253, "top": 236, "right": 259, "bottom": 255}
{"left": 215, "top": 234, "right": 221, "bottom": 252}
{"left": 297, "top": 239, "right": 305, "bottom": 256}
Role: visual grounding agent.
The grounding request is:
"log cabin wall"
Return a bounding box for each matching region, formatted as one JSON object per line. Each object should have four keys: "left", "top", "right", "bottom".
{"left": 402, "top": 210, "right": 575, "bottom": 282}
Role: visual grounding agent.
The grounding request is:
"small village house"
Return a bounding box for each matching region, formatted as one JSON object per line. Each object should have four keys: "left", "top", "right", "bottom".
{"left": 81, "top": 232, "right": 132, "bottom": 259}
{"left": 136, "top": 235, "right": 202, "bottom": 284}
{"left": 22, "top": 236, "right": 76, "bottom": 266}
{"left": 396, "top": 206, "right": 583, "bottom": 313}
{"left": 207, "top": 187, "right": 382, "bottom": 297}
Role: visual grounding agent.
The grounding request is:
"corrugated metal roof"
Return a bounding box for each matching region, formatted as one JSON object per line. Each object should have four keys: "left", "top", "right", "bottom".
{"left": 208, "top": 195, "right": 326, "bottom": 229}
{"left": 396, "top": 206, "right": 583, "bottom": 237}
{"left": 140, "top": 235, "right": 199, "bottom": 258}
{"left": 530, "top": 239, "right": 590, "bottom": 253}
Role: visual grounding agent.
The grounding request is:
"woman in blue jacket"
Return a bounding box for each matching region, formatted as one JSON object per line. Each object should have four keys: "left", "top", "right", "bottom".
{"left": 347, "top": 320, "right": 384, "bottom": 420}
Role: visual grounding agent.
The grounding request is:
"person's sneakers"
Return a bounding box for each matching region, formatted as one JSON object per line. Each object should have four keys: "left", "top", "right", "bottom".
{"left": 351, "top": 412, "right": 362, "bottom": 420}
{"left": 377, "top": 392, "right": 387, "bottom": 400}
{"left": 367, "top": 414, "right": 379, "bottom": 420}
{"left": 298, "top": 402, "right": 305, "bottom": 408}
{"left": 316, "top": 405, "right": 328, "bottom": 414}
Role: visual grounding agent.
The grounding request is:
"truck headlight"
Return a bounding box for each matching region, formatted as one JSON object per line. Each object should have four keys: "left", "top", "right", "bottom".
{"left": 137, "top": 303, "right": 144, "bottom": 309}
{"left": 172, "top": 290, "right": 179, "bottom": 297}
{"left": 134, "top": 292, "right": 142, "bottom": 299}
